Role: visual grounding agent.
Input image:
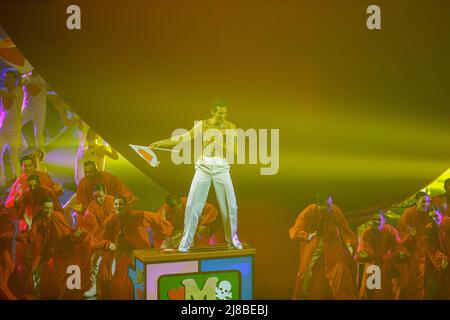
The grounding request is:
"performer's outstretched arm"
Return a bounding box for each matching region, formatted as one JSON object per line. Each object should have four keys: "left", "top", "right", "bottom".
{"left": 149, "top": 121, "right": 202, "bottom": 149}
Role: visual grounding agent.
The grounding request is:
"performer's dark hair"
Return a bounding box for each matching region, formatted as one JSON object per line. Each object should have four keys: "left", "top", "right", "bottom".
{"left": 83, "top": 160, "right": 97, "bottom": 168}
{"left": 315, "top": 191, "right": 330, "bottom": 205}
{"left": 114, "top": 195, "right": 127, "bottom": 204}
{"left": 20, "top": 155, "right": 36, "bottom": 167}
{"left": 415, "top": 191, "right": 428, "bottom": 202}
{"left": 94, "top": 184, "right": 107, "bottom": 193}
{"left": 211, "top": 99, "right": 229, "bottom": 113}
{"left": 27, "top": 173, "right": 40, "bottom": 184}
{"left": 445, "top": 178, "right": 450, "bottom": 187}
{"left": 41, "top": 196, "right": 53, "bottom": 205}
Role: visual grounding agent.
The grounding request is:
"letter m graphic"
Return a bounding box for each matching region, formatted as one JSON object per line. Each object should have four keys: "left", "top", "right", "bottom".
{"left": 182, "top": 277, "right": 219, "bottom": 300}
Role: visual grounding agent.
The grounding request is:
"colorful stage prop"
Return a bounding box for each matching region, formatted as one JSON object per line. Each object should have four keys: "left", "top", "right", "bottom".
{"left": 128, "top": 244, "right": 255, "bottom": 300}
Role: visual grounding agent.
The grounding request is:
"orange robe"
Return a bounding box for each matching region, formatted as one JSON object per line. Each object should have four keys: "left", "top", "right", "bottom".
{"left": 17, "top": 186, "right": 63, "bottom": 219}
{"left": 357, "top": 224, "right": 408, "bottom": 300}
{"left": 76, "top": 172, "right": 137, "bottom": 211}
{"left": 156, "top": 197, "right": 218, "bottom": 247}
{"left": 5, "top": 174, "right": 62, "bottom": 298}
{"left": 5, "top": 172, "right": 63, "bottom": 209}
{"left": 397, "top": 206, "right": 433, "bottom": 299}
{"left": 438, "top": 216, "right": 450, "bottom": 299}
{"left": 422, "top": 218, "right": 450, "bottom": 299}
{"left": 0, "top": 208, "right": 17, "bottom": 300}
{"left": 81, "top": 195, "right": 115, "bottom": 243}
{"left": 92, "top": 209, "right": 173, "bottom": 299}
{"left": 29, "top": 211, "right": 76, "bottom": 299}
{"left": 289, "top": 204, "right": 357, "bottom": 300}
{"left": 78, "top": 195, "right": 115, "bottom": 288}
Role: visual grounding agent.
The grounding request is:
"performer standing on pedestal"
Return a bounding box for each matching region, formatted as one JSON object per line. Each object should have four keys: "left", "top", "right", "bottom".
{"left": 149, "top": 101, "right": 242, "bottom": 252}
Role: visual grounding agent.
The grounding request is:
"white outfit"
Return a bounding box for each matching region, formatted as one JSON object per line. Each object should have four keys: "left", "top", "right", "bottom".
{"left": 0, "top": 86, "right": 23, "bottom": 184}
{"left": 74, "top": 121, "right": 89, "bottom": 185}
{"left": 63, "top": 121, "right": 88, "bottom": 217}
{"left": 22, "top": 74, "right": 47, "bottom": 149}
{"left": 178, "top": 156, "right": 241, "bottom": 251}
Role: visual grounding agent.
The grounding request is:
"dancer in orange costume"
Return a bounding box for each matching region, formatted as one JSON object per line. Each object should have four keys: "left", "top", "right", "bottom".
{"left": 156, "top": 194, "right": 218, "bottom": 248}
{"left": 356, "top": 210, "right": 409, "bottom": 300}
{"left": 289, "top": 191, "right": 357, "bottom": 300}
{"left": 92, "top": 196, "right": 173, "bottom": 299}
{"left": 28, "top": 197, "right": 80, "bottom": 299}
{"left": 81, "top": 184, "right": 115, "bottom": 298}
{"left": 397, "top": 191, "right": 433, "bottom": 299}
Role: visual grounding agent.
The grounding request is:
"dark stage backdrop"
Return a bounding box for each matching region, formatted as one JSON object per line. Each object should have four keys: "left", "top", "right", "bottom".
{"left": 1, "top": 0, "right": 449, "bottom": 299}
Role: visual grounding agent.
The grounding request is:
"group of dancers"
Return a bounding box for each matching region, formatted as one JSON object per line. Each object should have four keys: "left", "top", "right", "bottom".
{"left": 2, "top": 66, "right": 450, "bottom": 301}
{"left": 0, "top": 69, "right": 243, "bottom": 300}
{"left": 290, "top": 185, "right": 450, "bottom": 300}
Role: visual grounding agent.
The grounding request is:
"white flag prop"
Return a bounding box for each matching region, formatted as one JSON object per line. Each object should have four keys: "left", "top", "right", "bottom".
{"left": 129, "top": 144, "right": 160, "bottom": 167}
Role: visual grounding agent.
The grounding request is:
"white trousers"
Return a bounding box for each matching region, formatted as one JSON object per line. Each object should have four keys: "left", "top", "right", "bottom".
{"left": 21, "top": 102, "right": 46, "bottom": 149}
{"left": 0, "top": 129, "right": 21, "bottom": 184}
{"left": 179, "top": 157, "right": 239, "bottom": 249}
